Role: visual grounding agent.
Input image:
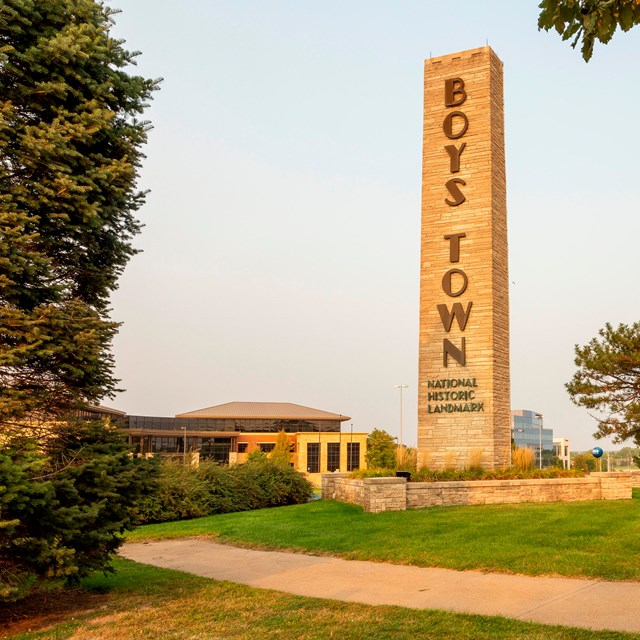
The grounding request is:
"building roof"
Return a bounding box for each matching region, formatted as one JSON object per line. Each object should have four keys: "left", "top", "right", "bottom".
{"left": 84, "top": 404, "right": 127, "bottom": 417}
{"left": 176, "top": 402, "right": 350, "bottom": 421}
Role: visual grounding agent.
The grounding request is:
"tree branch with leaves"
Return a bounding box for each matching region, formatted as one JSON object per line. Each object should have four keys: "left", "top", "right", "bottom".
{"left": 538, "top": 0, "right": 640, "bottom": 61}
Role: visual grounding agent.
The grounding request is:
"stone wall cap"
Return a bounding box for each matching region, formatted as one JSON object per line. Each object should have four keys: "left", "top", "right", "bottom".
{"left": 407, "top": 477, "right": 597, "bottom": 489}
{"left": 591, "top": 472, "right": 633, "bottom": 478}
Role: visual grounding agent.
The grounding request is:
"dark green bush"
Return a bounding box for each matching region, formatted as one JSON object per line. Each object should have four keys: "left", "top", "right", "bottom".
{"left": 234, "top": 460, "right": 314, "bottom": 508}
{"left": 134, "top": 459, "right": 213, "bottom": 522}
{"left": 0, "top": 423, "right": 156, "bottom": 602}
{"left": 135, "top": 459, "right": 313, "bottom": 524}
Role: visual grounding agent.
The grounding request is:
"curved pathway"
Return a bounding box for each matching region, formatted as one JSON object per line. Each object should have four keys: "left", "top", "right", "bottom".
{"left": 121, "top": 540, "right": 640, "bottom": 634}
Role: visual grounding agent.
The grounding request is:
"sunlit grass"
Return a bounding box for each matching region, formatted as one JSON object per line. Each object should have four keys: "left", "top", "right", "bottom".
{"left": 127, "top": 489, "right": 640, "bottom": 581}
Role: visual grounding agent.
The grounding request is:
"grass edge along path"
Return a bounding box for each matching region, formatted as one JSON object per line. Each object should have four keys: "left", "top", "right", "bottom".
{"left": 127, "top": 489, "right": 640, "bottom": 582}
{"left": 3, "top": 559, "right": 640, "bottom": 640}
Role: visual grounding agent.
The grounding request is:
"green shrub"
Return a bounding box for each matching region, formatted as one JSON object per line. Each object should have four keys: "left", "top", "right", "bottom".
{"left": 409, "top": 467, "right": 584, "bottom": 482}
{"left": 235, "top": 460, "right": 314, "bottom": 507}
{"left": 246, "top": 449, "right": 268, "bottom": 463}
{"left": 0, "top": 423, "right": 156, "bottom": 602}
{"left": 134, "top": 459, "right": 313, "bottom": 524}
{"left": 349, "top": 467, "right": 585, "bottom": 482}
{"left": 135, "top": 460, "right": 213, "bottom": 522}
{"left": 366, "top": 429, "right": 397, "bottom": 468}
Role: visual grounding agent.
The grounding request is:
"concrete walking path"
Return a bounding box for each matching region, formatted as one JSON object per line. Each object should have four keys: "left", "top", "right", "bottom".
{"left": 120, "top": 540, "right": 640, "bottom": 634}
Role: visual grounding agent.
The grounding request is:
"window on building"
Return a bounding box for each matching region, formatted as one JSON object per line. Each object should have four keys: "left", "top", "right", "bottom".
{"left": 327, "top": 442, "right": 340, "bottom": 472}
{"left": 200, "top": 437, "right": 232, "bottom": 463}
{"left": 347, "top": 442, "right": 360, "bottom": 471}
{"left": 307, "top": 442, "right": 320, "bottom": 473}
{"left": 237, "top": 443, "right": 248, "bottom": 453}
{"left": 151, "top": 437, "right": 179, "bottom": 453}
{"left": 259, "top": 443, "right": 275, "bottom": 453}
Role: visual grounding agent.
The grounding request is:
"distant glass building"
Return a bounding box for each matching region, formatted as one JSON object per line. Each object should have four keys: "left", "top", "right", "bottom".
{"left": 511, "top": 410, "right": 554, "bottom": 468}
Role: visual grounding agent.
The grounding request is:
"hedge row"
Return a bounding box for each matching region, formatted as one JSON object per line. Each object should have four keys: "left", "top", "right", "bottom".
{"left": 134, "top": 459, "right": 314, "bottom": 524}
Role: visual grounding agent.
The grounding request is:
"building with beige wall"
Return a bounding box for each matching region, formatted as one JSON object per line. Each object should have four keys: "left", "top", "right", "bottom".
{"left": 418, "top": 46, "right": 511, "bottom": 469}
{"left": 553, "top": 437, "right": 571, "bottom": 470}
{"left": 112, "top": 401, "right": 366, "bottom": 486}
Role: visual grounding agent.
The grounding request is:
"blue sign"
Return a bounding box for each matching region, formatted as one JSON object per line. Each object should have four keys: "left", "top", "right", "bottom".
{"left": 591, "top": 447, "right": 604, "bottom": 459}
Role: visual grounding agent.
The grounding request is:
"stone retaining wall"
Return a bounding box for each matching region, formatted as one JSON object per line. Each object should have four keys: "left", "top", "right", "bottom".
{"left": 321, "top": 474, "right": 407, "bottom": 513}
{"left": 628, "top": 471, "right": 640, "bottom": 488}
{"left": 322, "top": 473, "right": 633, "bottom": 514}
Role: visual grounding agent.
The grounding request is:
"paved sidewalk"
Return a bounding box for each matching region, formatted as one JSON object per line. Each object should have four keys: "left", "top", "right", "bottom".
{"left": 120, "top": 540, "right": 640, "bottom": 634}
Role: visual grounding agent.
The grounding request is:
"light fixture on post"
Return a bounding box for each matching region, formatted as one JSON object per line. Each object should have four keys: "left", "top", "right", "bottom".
{"left": 535, "top": 413, "right": 543, "bottom": 470}
{"left": 350, "top": 422, "right": 354, "bottom": 472}
{"left": 181, "top": 426, "right": 187, "bottom": 463}
{"left": 393, "top": 384, "right": 408, "bottom": 452}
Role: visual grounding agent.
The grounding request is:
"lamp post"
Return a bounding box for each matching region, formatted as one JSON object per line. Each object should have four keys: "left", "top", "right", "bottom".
{"left": 535, "top": 413, "right": 543, "bottom": 470}
{"left": 393, "top": 384, "right": 408, "bottom": 452}
{"left": 317, "top": 419, "right": 322, "bottom": 474}
{"left": 350, "top": 422, "right": 353, "bottom": 472}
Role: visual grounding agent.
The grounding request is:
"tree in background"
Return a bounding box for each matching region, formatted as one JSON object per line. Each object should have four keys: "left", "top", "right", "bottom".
{"left": 572, "top": 452, "right": 597, "bottom": 472}
{"left": 366, "top": 428, "right": 397, "bottom": 469}
{"left": 571, "top": 451, "right": 608, "bottom": 472}
{"left": 566, "top": 322, "right": 640, "bottom": 446}
{"left": 0, "top": 0, "right": 160, "bottom": 428}
{"left": 246, "top": 449, "right": 268, "bottom": 463}
{"left": 543, "top": 450, "right": 564, "bottom": 469}
{"left": 269, "top": 430, "right": 293, "bottom": 467}
{"left": 538, "top": 0, "right": 640, "bottom": 61}
{"left": 609, "top": 446, "right": 640, "bottom": 470}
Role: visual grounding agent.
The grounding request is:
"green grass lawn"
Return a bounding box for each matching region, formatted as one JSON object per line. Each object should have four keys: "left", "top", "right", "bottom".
{"left": 5, "top": 559, "right": 640, "bottom": 640}
{"left": 127, "top": 489, "right": 640, "bottom": 581}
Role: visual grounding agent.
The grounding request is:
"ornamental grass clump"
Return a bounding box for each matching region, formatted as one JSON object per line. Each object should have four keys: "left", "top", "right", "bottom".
{"left": 351, "top": 442, "right": 584, "bottom": 482}
{"left": 353, "top": 463, "right": 585, "bottom": 482}
{"left": 466, "top": 448, "right": 484, "bottom": 470}
{"left": 512, "top": 446, "right": 536, "bottom": 471}
{"left": 396, "top": 447, "right": 417, "bottom": 471}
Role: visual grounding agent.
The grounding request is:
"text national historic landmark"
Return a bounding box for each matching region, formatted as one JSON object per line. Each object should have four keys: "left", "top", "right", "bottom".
{"left": 418, "top": 46, "right": 511, "bottom": 469}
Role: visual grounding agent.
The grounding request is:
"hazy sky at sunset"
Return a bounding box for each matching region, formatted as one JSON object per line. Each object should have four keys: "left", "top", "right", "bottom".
{"left": 108, "top": 1, "right": 640, "bottom": 451}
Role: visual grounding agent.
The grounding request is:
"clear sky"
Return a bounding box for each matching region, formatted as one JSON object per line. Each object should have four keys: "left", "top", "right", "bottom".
{"left": 108, "top": 1, "right": 640, "bottom": 452}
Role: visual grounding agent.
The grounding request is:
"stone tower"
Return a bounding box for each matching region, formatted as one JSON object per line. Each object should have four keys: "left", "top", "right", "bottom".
{"left": 418, "top": 46, "right": 511, "bottom": 469}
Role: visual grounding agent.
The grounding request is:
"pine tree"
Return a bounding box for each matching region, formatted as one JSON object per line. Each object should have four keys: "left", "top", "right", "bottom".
{"left": 0, "top": 0, "right": 160, "bottom": 426}
{"left": 0, "top": 423, "right": 156, "bottom": 600}
{"left": 566, "top": 322, "right": 640, "bottom": 445}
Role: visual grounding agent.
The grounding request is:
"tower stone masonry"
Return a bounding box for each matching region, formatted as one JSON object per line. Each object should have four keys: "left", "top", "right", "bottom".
{"left": 418, "top": 46, "right": 511, "bottom": 470}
